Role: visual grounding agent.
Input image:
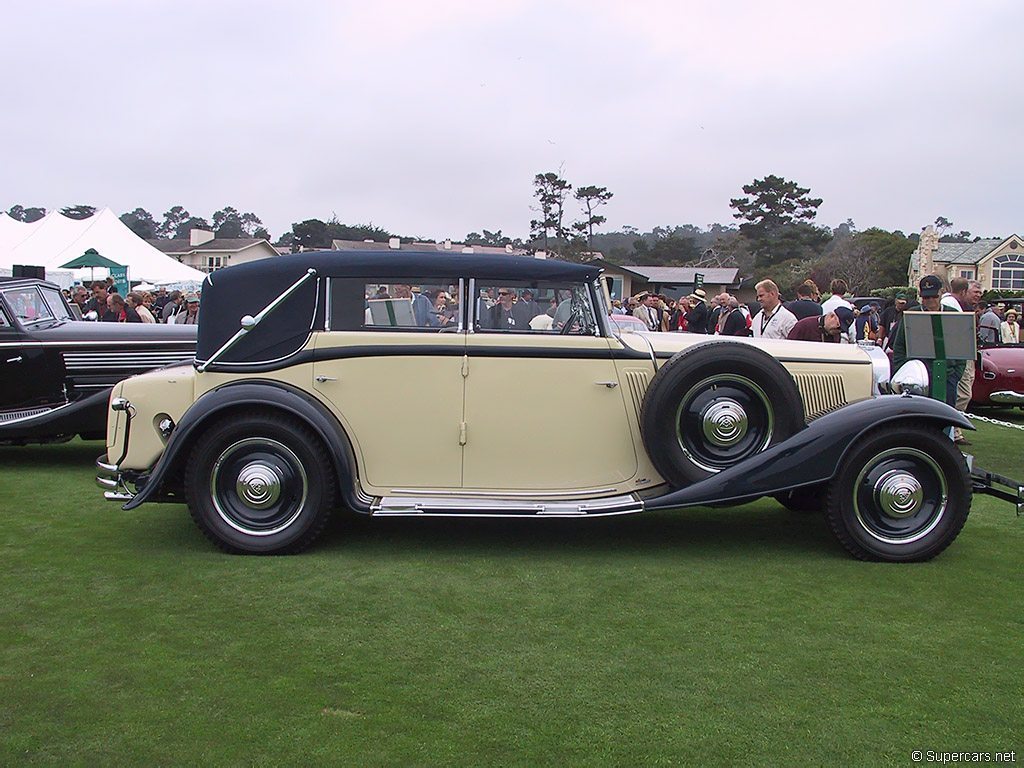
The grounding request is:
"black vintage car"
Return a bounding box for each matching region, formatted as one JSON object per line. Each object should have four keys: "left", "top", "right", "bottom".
{"left": 0, "top": 278, "right": 196, "bottom": 444}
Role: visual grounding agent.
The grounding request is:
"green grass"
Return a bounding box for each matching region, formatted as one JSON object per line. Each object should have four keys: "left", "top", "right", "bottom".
{"left": 1, "top": 412, "right": 1022, "bottom": 766}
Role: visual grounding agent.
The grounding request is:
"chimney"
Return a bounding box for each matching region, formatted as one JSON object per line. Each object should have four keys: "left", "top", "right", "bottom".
{"left": 190, "top": 229, "right": 215, "bottom": 247}
{"left": 389, "top": 238, "right": 401, "bottom": 250}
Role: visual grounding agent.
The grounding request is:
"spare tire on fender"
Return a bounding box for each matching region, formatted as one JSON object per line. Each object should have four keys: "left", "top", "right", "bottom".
{"left": 640, "top": 342, "right": 805, "bottom": 487}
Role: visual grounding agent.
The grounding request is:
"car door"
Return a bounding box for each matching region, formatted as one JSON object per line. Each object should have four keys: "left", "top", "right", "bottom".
{"left": 310, "top": 276, "right": 467, "bottom": 491}
{"left": 0, "top": 287, "right": 66, "bottom": 411}
{"left": 461, "top": 279, "right": 638, "bottom": 492}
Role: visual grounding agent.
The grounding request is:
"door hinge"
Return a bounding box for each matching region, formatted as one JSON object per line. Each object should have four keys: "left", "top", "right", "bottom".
{"left": 459, "top": 421, "right": 467, "bottom": 445}
{"left": 461, "top": 354, "right": 469, "bottom": 378}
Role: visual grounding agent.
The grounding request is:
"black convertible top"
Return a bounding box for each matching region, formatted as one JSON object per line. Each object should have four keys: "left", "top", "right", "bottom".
{"left": 196, "top": 250, "right": 602, "bottom": 366}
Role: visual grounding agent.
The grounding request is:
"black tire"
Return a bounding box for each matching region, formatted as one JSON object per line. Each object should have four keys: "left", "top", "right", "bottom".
{"left": 825, "top": 424, "right": 971, "bottom": 562}
{"left": 640, "top": 342, "right": 804, "bottom": 487}
{"left": 184, "top": 411, "right": 336, "bottom": 554}
{"left": 774, "top": 485, "right": 825, "bottom": 513}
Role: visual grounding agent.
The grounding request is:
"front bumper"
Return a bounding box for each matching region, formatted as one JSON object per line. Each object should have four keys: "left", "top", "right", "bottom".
{"left": 96, "top": 455, "right": 136, "bottom": 502}
{"left": 989, "top": 390, "right": 1024, "bottom": 405}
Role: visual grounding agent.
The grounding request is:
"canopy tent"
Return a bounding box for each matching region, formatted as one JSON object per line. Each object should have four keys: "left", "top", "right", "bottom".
{"left": 0, "top": 208, "right": 206, "bottom": 288}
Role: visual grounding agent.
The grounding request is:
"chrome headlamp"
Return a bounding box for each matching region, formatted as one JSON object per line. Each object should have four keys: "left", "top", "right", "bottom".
{"left": 890, "top": 360, "right": 930, "bottom": 396}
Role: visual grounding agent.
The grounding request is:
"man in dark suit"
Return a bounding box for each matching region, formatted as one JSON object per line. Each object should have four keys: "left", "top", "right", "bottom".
{"left": 685, "top": 289, "right": 710, "bottom": 334}
{"left": 486, "top": 287, "right": 533, "bottom": 331}
{"left": 716, "top": 297, "right": 749, "bottom": 336}
{"left": 786, "top": 282, "right": 824, "bottom": 320}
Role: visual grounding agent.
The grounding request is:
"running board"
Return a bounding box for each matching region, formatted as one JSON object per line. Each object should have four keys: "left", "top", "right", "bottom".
{"left": 372, "top": 493, "right": 644, "bottom": 518}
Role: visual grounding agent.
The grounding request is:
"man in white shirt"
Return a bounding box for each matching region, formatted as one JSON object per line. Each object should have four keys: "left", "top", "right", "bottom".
{"left": 752, "top": 279, "right": 797, "bottom": 340}
{"left": 820, "top": 278, "right": 854, "bottom": 315}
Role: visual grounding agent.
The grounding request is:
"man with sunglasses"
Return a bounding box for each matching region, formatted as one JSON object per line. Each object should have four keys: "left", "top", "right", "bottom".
{"left": 485, "top": 287, "right": 532, "bottom": 331}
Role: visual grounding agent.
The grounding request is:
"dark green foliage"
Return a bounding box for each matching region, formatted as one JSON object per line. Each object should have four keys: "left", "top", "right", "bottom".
{"left": 729, "top": 175, "right": 830, "bottom": 268}
{"left": 211, "top": 207, "right": 270, "bottom": 240}
{"left": 6, "top": 204, "right": 47, "bottom": 222}
{"left": 59, "top": 204, "right": 96, "bottom": 220}
{"left": 157, "top": 206, "right": 191, "bottom": 238}
{"left": 119, "top": 208, "right": 157, "bottom": 239}
{"left": 173, "top": 217, "right": 210, "bottom": 239}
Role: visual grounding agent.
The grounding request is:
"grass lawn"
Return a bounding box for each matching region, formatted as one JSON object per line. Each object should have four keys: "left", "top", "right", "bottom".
{"left": 1, "top": 410, "right": 1022, "bottom": 766}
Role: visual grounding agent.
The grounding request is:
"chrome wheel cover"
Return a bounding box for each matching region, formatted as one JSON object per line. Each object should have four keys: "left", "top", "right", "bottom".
{"left": 853, "top": 447, "right": 947, "bottom": 544}
{"left": 210, "top": 437, "right": 308, "bottom": 536}
{"left": 675, "top": 375, "right": 774, "bottom": 472}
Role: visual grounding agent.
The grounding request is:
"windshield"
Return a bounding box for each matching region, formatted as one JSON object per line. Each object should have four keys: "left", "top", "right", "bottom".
{"left": 40, "top": 286, "right": 72, "bottom": 321}
{"left": 1, "top": 286, "right": 58, "bottom": 326}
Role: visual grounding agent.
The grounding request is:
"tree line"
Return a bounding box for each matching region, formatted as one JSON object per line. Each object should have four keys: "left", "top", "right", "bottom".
{"left": 5, "top": 174, "right": 998, "bottom": 294}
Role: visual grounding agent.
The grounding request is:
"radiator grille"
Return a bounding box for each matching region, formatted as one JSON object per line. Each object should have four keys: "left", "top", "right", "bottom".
{"left": 623, "top": 369, "right": 650, "bottom": 422}
{"left": 793, "top": 372, "right": 847, "bottom": 421}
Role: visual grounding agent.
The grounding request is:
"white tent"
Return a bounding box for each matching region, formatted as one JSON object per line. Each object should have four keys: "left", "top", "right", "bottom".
{"left": 0, "top": 208, "right": 206, "bottom": 288}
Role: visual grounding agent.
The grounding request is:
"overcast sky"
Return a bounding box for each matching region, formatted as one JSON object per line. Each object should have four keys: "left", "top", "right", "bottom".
{"left": 2, "top": 0, "right": 1021, "bottom": 242}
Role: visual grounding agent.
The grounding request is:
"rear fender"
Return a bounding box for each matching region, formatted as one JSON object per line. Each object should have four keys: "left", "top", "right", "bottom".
{"left": 645, "top": 395, "right": 972, "bottom": 511}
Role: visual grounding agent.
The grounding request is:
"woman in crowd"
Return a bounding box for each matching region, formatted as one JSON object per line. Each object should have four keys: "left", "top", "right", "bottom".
{"left": 1001, "top": 308, "right": 1020, "bottom": 344}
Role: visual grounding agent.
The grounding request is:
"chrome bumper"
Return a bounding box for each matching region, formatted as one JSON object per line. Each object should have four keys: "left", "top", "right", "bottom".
{"left": 96, "top": 455, "right": 135, "bottom": 502}
{"left": 989, "top": 390, "right": 1024, "bottom": 405}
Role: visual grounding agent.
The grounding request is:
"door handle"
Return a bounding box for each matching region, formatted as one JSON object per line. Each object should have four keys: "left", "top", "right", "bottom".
{"left": 315, "top": 375, "right": 337, "bottom": 383}
{"left": 595, "top": 381, "right": 618, "bottom": 388}
{"left": 6, "top": 356, "right": 22, "bottom": 364}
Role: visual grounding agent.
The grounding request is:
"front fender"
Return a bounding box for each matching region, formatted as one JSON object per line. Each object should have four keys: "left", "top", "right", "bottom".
{"left": 645, "top": 395, "right": 971, "bottom": 511}
{"left": 121, "top": 380, "right": 367, "bottom": 513}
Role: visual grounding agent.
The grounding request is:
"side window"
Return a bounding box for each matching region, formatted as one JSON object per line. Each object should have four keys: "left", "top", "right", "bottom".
{"left": 473, "top": 280, "right": 596, "bottom": 335}
{"left": 329, "top": 278, "right": 460, "bottom": 331}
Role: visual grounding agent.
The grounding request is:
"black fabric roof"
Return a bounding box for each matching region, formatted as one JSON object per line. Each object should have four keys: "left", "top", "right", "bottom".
{"left": 205, "top": 250, "right": 601, "bottom": 285}
{"left": 196, "top": 251, "right": 602, "bottom": 365}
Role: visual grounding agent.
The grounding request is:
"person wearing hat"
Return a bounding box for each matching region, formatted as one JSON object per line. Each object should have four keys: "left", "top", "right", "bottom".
{"left": 878, "top": 293, "right": 908, "bottom": 350}
{"left": 891, "top": 274, "right": 965, "bottom": 415}
{"left": 685, "top": 288, "right": 710, "bottom": 334}
{"left": 1001, "top": 308, "right": 1021, "bottom": 344}
{"left": 787, "top": 307, "right": 854, "bottom": 342}
{"left": 173, "top": 292, "right": 201, "bottom": 325}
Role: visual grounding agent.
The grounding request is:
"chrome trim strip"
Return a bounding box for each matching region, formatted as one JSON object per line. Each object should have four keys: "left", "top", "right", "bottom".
{"left": 372, "top": 493, "right": 643, "bottom": 517}
{"left": 324, "top": 276, "right": 332, "bottom": 332}
{"left": 467, "top": 278, "right": 477, "bottom": 333}
{"left": 457, "top": 277, "right": 465, "bottom": 333}
{"left": 990, "top": 390, "right": 1024, "bottom": 404}
{"left": 0, "top": 400, "right": 74, "bottom": 424}
{"left": 388, "top": 486, "right": 619, "bottom": 498}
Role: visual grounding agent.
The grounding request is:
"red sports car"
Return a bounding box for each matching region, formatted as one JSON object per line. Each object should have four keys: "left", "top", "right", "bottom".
{"left": 972, "top": 344, "right": 1024, "bottom": 408}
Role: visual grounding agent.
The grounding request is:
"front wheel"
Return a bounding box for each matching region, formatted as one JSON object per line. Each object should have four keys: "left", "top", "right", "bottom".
{"left": 825, "top": 424, "right": 971, "bottom": 562}
{"left": 185, "top": 412, "right": 336, "bottom": 554}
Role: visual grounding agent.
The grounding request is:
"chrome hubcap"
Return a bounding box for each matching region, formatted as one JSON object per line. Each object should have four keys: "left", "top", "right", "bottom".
{"left": 235, "top": 462, "right": 282, "bottom": 510}
{"left": 874, "top": 469, "right": 923, "bottom": 518}
{"left": 700, "top": 399, "right": 748, "bottom": 447}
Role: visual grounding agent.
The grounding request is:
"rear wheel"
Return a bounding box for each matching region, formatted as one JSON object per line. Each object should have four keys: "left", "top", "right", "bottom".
{"left": 825, "top": 425, "right": 970, "bottom": 561}
{"left": 185, "top": 412, "right": 335, "bottom": 554}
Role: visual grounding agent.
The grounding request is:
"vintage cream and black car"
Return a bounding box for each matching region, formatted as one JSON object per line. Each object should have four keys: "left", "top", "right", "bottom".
{"left": 96, "top": 252, "right": 1021, "bottom": 561}
{"left": 0, "top": 277, "right": 196, "bottom": 444}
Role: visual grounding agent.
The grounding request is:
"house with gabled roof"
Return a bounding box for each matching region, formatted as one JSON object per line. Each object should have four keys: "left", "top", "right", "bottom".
{"left": 148, "top": 229, "right": 279, "bottom": 274}
{"left": 594, "top": 259, "right": 742, "bottom": 302}
{"left": 909, "top": 225, "right": 1024, "bottom": 291}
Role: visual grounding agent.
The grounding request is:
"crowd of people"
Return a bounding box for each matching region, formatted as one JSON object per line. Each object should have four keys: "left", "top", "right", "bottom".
{"left": 613, "top": 275, "right": 1023, "bottom": 352}
{"left": 63, "top": 279, "right": 200, "bottom": 324}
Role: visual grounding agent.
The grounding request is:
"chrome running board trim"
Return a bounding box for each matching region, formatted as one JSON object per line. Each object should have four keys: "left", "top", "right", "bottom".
{"left": 990, "top": 390, "right": 1024, "bottom": 405}
{"left": 372, "top": 493, "right": 644, "bottom": 517}
{"left": 388, "top": 486, "right": 618, "bottom": 498}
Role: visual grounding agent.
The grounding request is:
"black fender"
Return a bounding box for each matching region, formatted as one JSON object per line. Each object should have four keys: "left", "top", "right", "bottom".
{"left": 644, "top": 394, "right": 973, "bottom": 511}
{"left": 122, "top": 380, "right": 369, "bottom": 513}
{"left": 0, "top": 387, "right": 111, "bottom": 441}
